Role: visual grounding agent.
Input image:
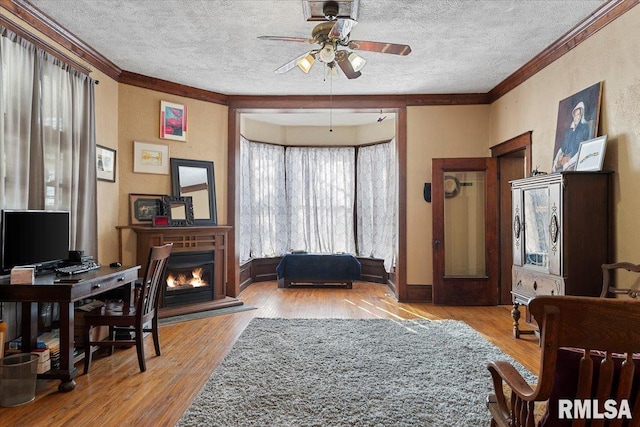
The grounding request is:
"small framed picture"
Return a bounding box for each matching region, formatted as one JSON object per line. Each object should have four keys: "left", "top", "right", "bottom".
{"left": 133, "top": 141, "right": 169, "bottom": 174}
{"left": 576, "top": 135, "right": 608, "bottom": 172}
{"left": 129, "top": 193, "right": 165, "bottom": 225}
{"left": 96, "top": 145, "right": 116, "bottom": 182}
{"left": 160, "top": 100, "right": 187, "bottom": 141}
{"left": 152, "top": 216, "right": 170, "bottom": 227}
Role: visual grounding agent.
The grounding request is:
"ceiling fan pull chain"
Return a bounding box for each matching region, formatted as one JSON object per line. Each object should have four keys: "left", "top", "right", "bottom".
{"left": 329, "top": 67, "right": 333, "bottom": 132}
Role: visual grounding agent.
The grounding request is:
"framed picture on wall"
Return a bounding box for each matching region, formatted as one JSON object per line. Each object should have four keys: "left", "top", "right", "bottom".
{"left": 160, "top": 100, "right": 187, "bottom": 141}
{"left": 96, "top": 145, "right": 116, "bottom": 182}
{"left": 129, "top": 193, "right": 165, "bottom": 225}
{"left": 551, "top": 82, "right": 603, "bottom": 172}
{"left": 133, "top": 141, "right": 169, "bottom": 174}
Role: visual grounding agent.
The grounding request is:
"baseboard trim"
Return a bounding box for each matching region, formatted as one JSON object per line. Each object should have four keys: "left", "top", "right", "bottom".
{"left": 402, "top": 284, "right": 432, "bottom": 303}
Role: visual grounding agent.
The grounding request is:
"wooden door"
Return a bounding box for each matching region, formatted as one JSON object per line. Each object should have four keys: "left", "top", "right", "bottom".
{"left": 497, "top": 157, "right": 526, "bottom": 304}
{"left": 432, "top": 158, "right": 499, "bottom": 305}
{"left": 491, "top": 132, "right": 531, "bottom": 304}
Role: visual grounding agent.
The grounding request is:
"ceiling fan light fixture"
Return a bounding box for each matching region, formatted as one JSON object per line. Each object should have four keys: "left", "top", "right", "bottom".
{"left": 318, "top": 44, "right": 336, "bottom": 63}
{"left": 296, "top": 53, "right": 316, "bottom": 73}
{"left": 327, "top": 63, "right": 338, "bottom": 77}
{"left": 347, "top": 51, "right": 366, "bottom": 72}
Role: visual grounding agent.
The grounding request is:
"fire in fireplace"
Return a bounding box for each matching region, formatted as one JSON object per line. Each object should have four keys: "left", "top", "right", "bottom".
{"left": 163, "top": 251, "right": 215, "bottom": 308}
{"left": 167, "top": 267, "right": 208, "bottom": 289}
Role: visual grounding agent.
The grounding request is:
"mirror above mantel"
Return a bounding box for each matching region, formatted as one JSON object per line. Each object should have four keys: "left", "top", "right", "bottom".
{"left": 170, "top": 158, "right": 218, "bottom": 226}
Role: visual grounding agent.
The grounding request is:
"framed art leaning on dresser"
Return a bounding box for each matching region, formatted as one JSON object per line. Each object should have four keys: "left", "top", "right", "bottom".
{"left": 576, "top": 135, "right": 607, "bottom": 172}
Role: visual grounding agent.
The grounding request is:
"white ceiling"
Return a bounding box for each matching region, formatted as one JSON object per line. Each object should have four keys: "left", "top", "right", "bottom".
{"left": 26, "top": 0, "right": 605, "bottom": 125}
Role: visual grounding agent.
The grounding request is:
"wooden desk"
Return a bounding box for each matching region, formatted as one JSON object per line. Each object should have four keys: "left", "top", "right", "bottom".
{"left": 0, "top": 265, "right": 140, "bottom": 392}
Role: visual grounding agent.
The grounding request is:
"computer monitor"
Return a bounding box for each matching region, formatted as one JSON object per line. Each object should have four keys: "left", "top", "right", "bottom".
{"left": 1, "top": 210, "right": 70, "bottom": 274}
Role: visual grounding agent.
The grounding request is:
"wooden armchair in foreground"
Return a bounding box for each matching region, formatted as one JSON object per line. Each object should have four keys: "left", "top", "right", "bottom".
{"left": 83, "top": 243, "right": 173, "bottom": 374}
{"left": 487, "top": 296, "right": 640, "bottom": 427}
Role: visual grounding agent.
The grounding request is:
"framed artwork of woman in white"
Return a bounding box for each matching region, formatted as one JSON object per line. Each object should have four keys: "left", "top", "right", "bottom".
{"left": 551, "top": 82, "right": 602, "bottom": 172}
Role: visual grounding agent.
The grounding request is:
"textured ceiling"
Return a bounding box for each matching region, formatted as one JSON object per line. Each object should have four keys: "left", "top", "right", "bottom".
{"left": 28, "top": 0, "right": 605, "bottom": 97}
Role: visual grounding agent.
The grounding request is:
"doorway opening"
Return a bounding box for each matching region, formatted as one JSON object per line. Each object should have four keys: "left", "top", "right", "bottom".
{"left": 227, "top": 103, "right": 408, "bottom": 300}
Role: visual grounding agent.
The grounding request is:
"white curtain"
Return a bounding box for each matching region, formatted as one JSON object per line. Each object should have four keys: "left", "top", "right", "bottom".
{"left": 0, "top": 26, "right": 97, "bottom": 256}
{"left": 239, "top": 136, "right": 252, "bottom": 262}
{"left": 241, "top": 139, "right": 396, "bottom": 271}
{"left": 357, "top": 139, "right": 397, "bottom": 271}
{"left": 286, "top": 146, "right": 356, "bottom": 254}
{"left": 239, "top": 137, "right": 287, "bottom": 261}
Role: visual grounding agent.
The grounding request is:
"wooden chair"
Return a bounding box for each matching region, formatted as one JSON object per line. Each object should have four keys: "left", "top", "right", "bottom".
{"left": 83, "top": 243, "right": 172, "bottom": 373}
{"left": 487, "top": 295, "right": 640, "bottom": 427}
{"left": 600, "top": 262, "right": 640, "bottom": 299}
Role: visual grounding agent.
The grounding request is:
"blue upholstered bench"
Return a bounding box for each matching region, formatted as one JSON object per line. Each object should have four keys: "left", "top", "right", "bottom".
{"left": 275, "top": 253, "right": 361, "bottom": 288}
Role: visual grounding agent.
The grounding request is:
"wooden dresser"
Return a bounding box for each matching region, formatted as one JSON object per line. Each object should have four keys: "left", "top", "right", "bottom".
{"left": 510, "top": 172, "right": 611, "bottom": 338}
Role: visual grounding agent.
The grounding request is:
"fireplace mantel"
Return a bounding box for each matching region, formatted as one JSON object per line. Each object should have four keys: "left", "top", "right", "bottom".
{"left": 125, "top": 225, "right": 241, "bottom": 317}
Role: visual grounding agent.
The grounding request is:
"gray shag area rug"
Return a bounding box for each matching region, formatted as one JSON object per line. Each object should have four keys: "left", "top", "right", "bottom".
{"left": 177, "top": 318, "right": 534, "bottom": 427}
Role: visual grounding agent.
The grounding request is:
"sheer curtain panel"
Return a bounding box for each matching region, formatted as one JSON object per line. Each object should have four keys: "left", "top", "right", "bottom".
{"left": 0, "top": 26, "right": 97, "bottom": 256}
{"left": 239, "top": 137, "right": 287, "bottom": 260}
{"left": 357, "top": 139, "right": 397, "bottom": 271}
{"left": 239, "top": 136, "right": 252, "bottom": 262}
{"left": 286, "top": 147, "right": 356, "bottom": 254}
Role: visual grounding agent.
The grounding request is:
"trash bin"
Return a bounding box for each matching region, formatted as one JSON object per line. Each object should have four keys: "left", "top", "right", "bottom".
{"left": 0, "top": 353, "right": 39, "bottom": 407}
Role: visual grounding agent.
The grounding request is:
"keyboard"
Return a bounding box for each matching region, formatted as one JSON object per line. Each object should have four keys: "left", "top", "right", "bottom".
{"left": 55, "top": 262, "right": 101, "bottom": 276}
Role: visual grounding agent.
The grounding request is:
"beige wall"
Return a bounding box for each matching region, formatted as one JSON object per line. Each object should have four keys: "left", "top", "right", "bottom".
{"left": 355, "top": 119, "right": 396, "bottom": 145}
{"left": 490, "top": 5, "right": 640, "bottom": 267}
{"left": 94, "top": 72, "right": 120, "bottom": 265}
{"left": 116, "top": 85, "right": 228, "bottom": 266}
{"left": 406, "top": 105, "right": 491, "bottom": 284}
{"left": 241, "top": 117, "right": 284, "bottom": 144}
{"left": 242, "top": 116, "right": 396, "bottom": 145}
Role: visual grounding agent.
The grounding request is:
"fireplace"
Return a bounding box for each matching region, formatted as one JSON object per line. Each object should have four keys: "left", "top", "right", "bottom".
{"left": 127, "top": 225, "right": 242, "bottom": 318}
{"left": 163, "top": 251, "right": 215, "bottom": 308}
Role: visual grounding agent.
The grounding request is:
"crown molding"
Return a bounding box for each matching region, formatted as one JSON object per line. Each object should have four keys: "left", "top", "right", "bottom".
{"left": 488, "top": 0, "right": 639, "bottom": 102}
{"left": 0, "top": 14, "right": 90, "bottom": 75}
{"left": 0, "top": 0, "right": 121, "bottom": 79}
{"left": 404, "top": 93, "right": 491, "bottom": 106}
{"left": 120, "top": 71, "right": 228, "bottom": 105}
{"left": 228, "top": 94, "right": 482, "bottom": 109}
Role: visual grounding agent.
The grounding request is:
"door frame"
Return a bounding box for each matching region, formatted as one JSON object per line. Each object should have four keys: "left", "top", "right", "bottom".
{"left": 226, "top": 98, "right": 408, "bottom": 300}
{"left": 490, "top": 131, "right": 532, "bottom": 304}
{"left": 432, "top": 157, "right": 499, "bottom": 305}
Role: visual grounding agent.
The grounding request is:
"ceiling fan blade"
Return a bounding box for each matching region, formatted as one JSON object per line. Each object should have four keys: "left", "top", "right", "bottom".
{"left": 347, "top": 40, "right": 412, "bottom": 55}
{"left": 274, "top": 51, "right": 314, "bottom": 74}
{"left": 335, "top": 51, "right": 361, "bottom": 79}
{"left": 328, "top": 19, "right": 357, "bottom": 40}
{"left": 258, "top": 36, "right": 314, "bottom": 44}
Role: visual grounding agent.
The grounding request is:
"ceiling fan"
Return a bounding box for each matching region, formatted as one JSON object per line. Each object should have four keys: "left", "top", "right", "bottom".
{"left": 258, "top": 1, "right": 411, "bottom": 79}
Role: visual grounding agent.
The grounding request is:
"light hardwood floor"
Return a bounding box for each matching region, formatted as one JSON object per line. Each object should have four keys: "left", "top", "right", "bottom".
{"left": 0, "top": 281, "right": 540, "bottom": 426}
